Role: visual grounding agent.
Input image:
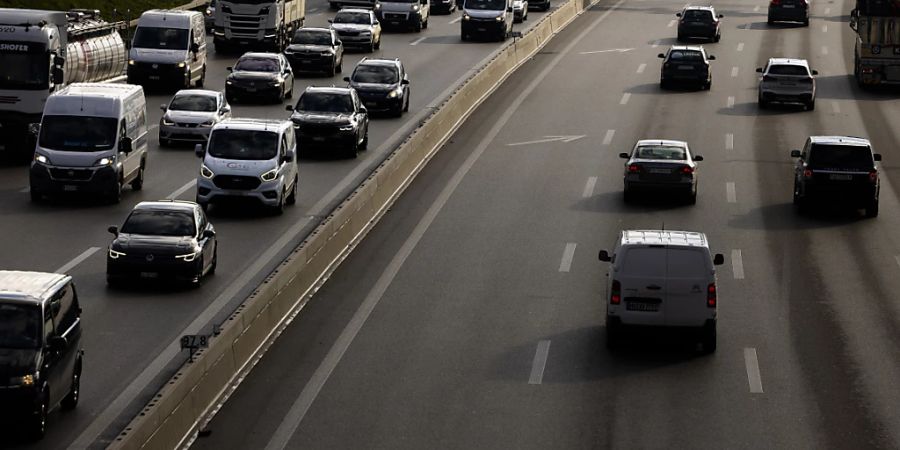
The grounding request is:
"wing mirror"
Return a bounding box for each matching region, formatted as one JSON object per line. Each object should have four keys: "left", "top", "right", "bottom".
{"left": 598, "top": 250, "right": 611, "bottom": 262}
{"left": 328, "top": 18, "right": 334, "bottom": 23}
{"left": 360, "top": 105, "right": 368, "bottom": 114}
{"left": 283, "top": 150, "right": 295, "bottom": 163}
{"left": 755, "top": 67, "right": 763, "bottom": 73}
{"left": 618, "top": 152, "right": 629, "bottom": 159}
{"left": 48, "top": 335, "right": 67, "bottom": 352}
{"left": 343, "top": 76, "right": 351, "bottom": 82}
{"left": 226, "top": 66, "right": 233, "bottom": 72}
{"left": 811, "top": 69, "right": 819, "bottom": 75}
{"left": 202, "top": 229, "right": 216, "bottom": 239}
{"left": 675, "top": 12, "right": 682, "bottom": 17}
{"left": 118, "top": 136, "right": 133, "bottom": 153}
{"left": 160, "top": 103, "right": 168, "bottom": 111}
{"left": 220, "top": 105, "right": 231, "bottom": 114}
{"left": 285, "top": 105, "right": 294, "bottom": 112}
{"left": 401, "top": 79, "right": 410, "bottom": 85}
{"left": 693, "top": 155, "right": 703, "bottom": 161}
{"left": 790, "top": 149, "right": 801, "bottom": 158}
{"left": 874, "top": 153, "right": 882, "bottom": 161}
{"left": 195, "top": 143, "right": 206, "bottom": 158}
{"left": 707, "top": 55, "right": 716, "bottom": 60}
{"left": 657, "top": 53, "right": 665, "bottom": 58}
{"left": 713, "top": 253, "right": 725, "bottom": 265}
{"left": 506, "top": 6, "right": 513, "bottom": 12}
{"left": 190, "top": 42, "right": 200, "bottom": 53}
{"left": 717, "top": 13, "right": 724, "bottom": 18}
{"left": 108, "top": 225, "right": 118, "bottom": 236}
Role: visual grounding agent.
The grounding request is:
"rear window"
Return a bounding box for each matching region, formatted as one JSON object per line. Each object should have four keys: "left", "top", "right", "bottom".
{"left": 636, "top": 145, "right": 686, "bottom": 160}
{"left": 620, "top": 247, "right": 666, "bottom": 277}
{"left": 669, "top": 51, "right": 704, "bottom": 61}
{"left": 768, "top": 65, "right": 809, "bottom": 76}
{"left": 666, "top": 249, "right": 708, "bottom": 278}
{"left": 808, "top": 144, "right": 874, "bottom": 170}
{"left": 683, "top": 10, "right": 713, "bottom": 21}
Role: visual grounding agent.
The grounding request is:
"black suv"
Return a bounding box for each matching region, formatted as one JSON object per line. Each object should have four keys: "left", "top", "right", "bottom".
{"left": 345, "top": 58, "right": 410, "bottom": 117}
{"left": 791, "top": 136, "right": 882, "bottom": 217}
{"left": 107, "top": 200, "right": 218, "bottom": 285}
{"left": 0, "top": 271, "right": 83, "bottom": 440}
{"left": 287, "top": 87, "right": 369, "bottom": 158}
{"left": 659, "top": 45, "right": 715, "bottom": 90}
{"left": 768, "top": 0, "right": 809, "bottom": 26}
{"left": 676, "top": 6, "right": 723, "bottom": 42}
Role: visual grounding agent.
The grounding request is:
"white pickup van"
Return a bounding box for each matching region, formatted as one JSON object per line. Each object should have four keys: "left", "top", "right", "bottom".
{"left": 598, "top": 230, "right": 724, "bottom": 352}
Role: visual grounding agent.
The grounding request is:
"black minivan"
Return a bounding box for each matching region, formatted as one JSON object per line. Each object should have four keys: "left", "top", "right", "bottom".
{"left": 0, "top": 271, "right": 83, "bottom": 439}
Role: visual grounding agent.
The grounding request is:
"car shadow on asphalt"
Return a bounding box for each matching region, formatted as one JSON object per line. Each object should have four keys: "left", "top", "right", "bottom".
{"left": 573, "top": 191, "right": 691, "bottom": 214}
{"left": 716, "top": 101, "right": 805, "bottom": 117}
{"left": 727, "top": 202, "right": 868, "bottom": 231}
{"left": 814, "top": 74, "right": 900, "bottom": 101}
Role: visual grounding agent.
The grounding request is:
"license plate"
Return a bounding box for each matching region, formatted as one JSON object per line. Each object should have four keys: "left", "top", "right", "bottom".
{"left": 678, "top": 65, "right": 693, "bottom": 70}
{"left": 240, "top": 41, "right": 249, "bottom": 45}
{"left": 301, "top": 60, "right": 313, "bottom": 64}
{"left": 477, "top": 27, "right": 487, "bottom": 31}
{"left": 829, "top": 174, "right": 853, "bottom": 181}
{"left": 649, "top": 168, "right": 671, "bottom": 174}
{"left": 149, "top": 75, "right": 160, "bottom": 80}
{"left": 783, "top": 4, "right": 795, "bottom": 7}
{"left": 312, "top": 136, "right": 325, "bottom": 141}
{"left": 140, "top": 272, "right": 159, "bottom": 279}
{"left": 626, "top": 302, "right": 659, "bottom": 312}
{"left": 245, "top": 87, "right": 256, "bottom": 92}
{"left": 390, "top": 21, "right": 400, "bottom": 25}
{"left": 63, "top": 185, "right": 77, "bottom": 191}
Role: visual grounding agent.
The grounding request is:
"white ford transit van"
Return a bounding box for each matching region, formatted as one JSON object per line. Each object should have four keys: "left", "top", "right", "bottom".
{"left": 128, "top": 10, "right": 207, "bottom": 89}
{"left": 30, "top": 83, "right": 148, "bottom": 204}
{"left": 598, "top": 230, "right": 724, "bottom": 352}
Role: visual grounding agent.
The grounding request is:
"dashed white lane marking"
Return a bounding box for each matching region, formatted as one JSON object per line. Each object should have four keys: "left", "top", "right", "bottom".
{"left": 637, "top": 63, "right": 646, "bottom": 73}
{"left": 732, "top": 249, "right": 745, "bottom": 279}
{"left": 528, "top": 340, "right": 552, "bottom": 385}
{"left": 822, "top": 24, "right": 828, "bottom": 33}
{"left": 731, "top": 66, "right": 739, "bottom": 77}
{"left": 651, "top": 39, "right": 661, "bottom": 48}
{"left": 450, "top": 17, "right": 462, "bottom": 24}
{"left": 753, "top": 5, "right": 760, "bottom": 11}
{"left": 668, "top": 19, "right": 676, "bottom": 27}
{"left": 832, "top": 101, "right": 840, "bottom": 114}
{"left": 166, "top": 179, "right": 196, "bottom": 200}
{"left": 559, "top": 243, "right": 577, "bottom": 272}
{"left": 410, "top": 36, "right": 427, "bottom": 46}
{"left": 620, "top": 93, "right": 631, "bottom": 105}
{"left": 727, "top": 96, "right": 735, "bottom": 108}
{"left": 583, "top": 177, "right": 597, "bottom": 198}
{"left": 602, "top": 129, "right": 615, "bottom": 145}
{"left": 822, "top": 46, "right": 829, "bottom": 56}
{"left": 745, "top": 348, "right": 764, "bottom": 393}
{"left": 726, "top": 181, "right": 737, "bottom": 203}
{"left": 55, "top": 247, "right": 101, "bottom": 274}
{"left": 824, "top": 7, "right": 831, "bottom": 14}
{"left": 737, "top": 42, "right": 744, "bottom": 52}
{"left": 725, "top": 133, "right": 734, "bottom": 150}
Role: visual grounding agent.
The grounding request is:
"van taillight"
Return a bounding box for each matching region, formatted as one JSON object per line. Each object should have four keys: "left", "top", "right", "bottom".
{"left": 611, "top": 280, "right": 621, "bottom": 305}
{"left": 628, "top": 164, "right": 641, "bottom": 173}
{"left": 770, "top": 0, "right": 780, "bottom": 5}
{"left": 869, "top": 170, "right": 878, "bottom": 182}
{"left": 707, "top": 283, "right": 717, "bottom": 308}
{"left": 681, "top": 165, "right": 694, "bottom": 174}
{"left": 803, "top": 168, "right": 813, "bottom": 178}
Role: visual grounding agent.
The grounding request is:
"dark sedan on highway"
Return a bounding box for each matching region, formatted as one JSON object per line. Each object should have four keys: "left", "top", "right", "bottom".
{"left": 620, "top": 139, "right": 703, "bottom": 204}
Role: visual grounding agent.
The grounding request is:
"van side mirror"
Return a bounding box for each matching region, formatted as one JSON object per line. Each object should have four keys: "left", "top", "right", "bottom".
{"left": 226, "top": 66, "right": 233, "bottom": 72}
{"left": 401, "top": 79, "right": 410, "bottom": 85}
{"left": 874, "top": 153, "right": 882, "bottom": 161}
{"left": 707, "top": 55, "right": 716, "bottom": 60}
{"left": 285, "top": 105, "right": 294, "bottom": 112}
{"left": 713, "top": 253, "right": 725, "bottom": 266}
{"left": 48, "top": 335, "right": 67, "bottom": 352}
{"left": 598, "top": 250, "right": 611, "bottom": 262}
{"left": 811, "top": 69, "right": 818, "bottom": 75}
{"left": 283, "top": 151, "right": 295, "bottom": 163}
{"left": 328, "top": 19, "right": 334, "bottom": 23}
{"left": 693, "top": 155, "right": 703, "bottom": 161}
{"left": 717, "top": 14, "right": 723, "bottom": 18}
{"left": 220, "top": 105, "right": 231, "bottom": 114}
{"left": 657, "top": 53, "right": 665, "bottom": 58}
{"left": 190, "top": 42, "right": 200, "bottom": 53}
{"left": 618, "top": 152, "right": 629, "bottom": 159}
{"left": 160, "top": 104, "right": 168, "bottom": 111}
{"left": 108, "top": 225, "right": 118, "bottom": 236}
{"left": 360, "top": 105, "right": 368, "bottom": 115}
{"left": 507, "top": 6, "right": 513, "bottom": 12}
{"left": 675, "top": 12, "right": 681, "bottom": 17}
{"left": 343, "top": 76, "right": 351, "bottom": 82}
{"left": 202, "top": 229, "right": 216, "bottom": 239}
{"left": 118, "top": 136, "right": 133, "bottom": 153}
{"left": 195, "top": 143, "right": 205, "bottom": 158}
{"left": 756, "top": 67, "right": 763, "bottom": 73}
{"left": 790, "top": 149, "right": 801, "bottom": 158}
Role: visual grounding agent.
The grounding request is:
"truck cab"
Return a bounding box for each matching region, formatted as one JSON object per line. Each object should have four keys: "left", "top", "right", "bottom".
{"left": 214, "top": 0, "right": 306, "bottom": 52}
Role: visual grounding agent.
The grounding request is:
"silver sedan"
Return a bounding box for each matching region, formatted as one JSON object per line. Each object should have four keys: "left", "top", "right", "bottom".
{"left": 620, "top": 139, "right": 703, "bottom": 204}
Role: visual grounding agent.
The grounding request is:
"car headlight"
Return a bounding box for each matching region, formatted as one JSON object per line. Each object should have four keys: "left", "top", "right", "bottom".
{"left": 495, "top": 15, "right": 504, "bottom": 21}
{"left": 108, "top": 248, "right": 126, "bottom": 259}
{"left": 176, "top": 250, "right": 202, "bottom": 262}
{"left": 200, "top": 164, "right": 214, "bottom": 179}
{"left": 206, "top": 8, "right": 212, "bottom": 15}
{"left": 321, "top": 50, "right": 334, "bottom": 56}
{"left": 178, "top": 62, "right": 187, "bottom": 68}
{"left": 34, "top": 154, "right": 49, "bottom": 164}
{"left": 388, "top": 90, "right": 399, "bottom": 98}
{"left": 10, "top": 374, "right": 35, "bottom": 387}
{"left": 162, "top": 116, "right": 175, "bottom": 126}
{"left": 360, "top": 31, "right": 372, "bottom": 35}
{"left": 412, "top": 4, "right": 420, "bottom": 10}
{"left": 226, "top": 80, "right": 233, "bottom": 85}
{"left": 339, "top": 125, "right": 354, "bottom": 131}
{"left": 463, "top": 13, "right": 471, "bottom": 20}
{"left": 260, "top": 168, "right": 278, "bottom": 182}
{"left": 128, "top": 59, "right": 135, "bottom": 66}
{"left": 95, "top": 157, "right": 114, "bottom": 166}
{"left": 375, "top": 3, "right": 382, "bottom": 9}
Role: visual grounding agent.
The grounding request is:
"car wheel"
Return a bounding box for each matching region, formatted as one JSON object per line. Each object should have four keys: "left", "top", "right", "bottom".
{"left": 345, "top": 141, "right": 358, "bottom": 159}
{"left": 403, "top": 94, "right": 410, "bottom": 112}
{"left": 286, "top": 175, "right": 298, "bottom": 205}
{"left": 328, "top": 62, "right": 336, "bottom": 77}
{"left": 30, "top": 188, "right": 42, "bottom": 203}
{"left": 360, "top": 131, "right": 369, "bottom": 150}
{"left": 286, "top": 80, "right": 294, "bottom": 99}
{"left": 806, "top": 99, "right": 815, "bottom": 111}
{"left": 803, "top": 17, "right": 810, "bottom": 26}
{"left": 423, "top": 18, "right": 429, "bottom": 29}
{"left": 130, "top": 164, "right": 145, "bottom": 191}
{"left": 336, "top": 59, "right": 343, "bottom": 72}
{"left": 701, "top": 322, "right": 717, "bottom": 353}
{"left": 61, "top": 359, "right": 81, "bottom": 410}
{"left": 623, "top": 186, "right": 634, "bottom": 203}
{"left": 272, "top": 188, "right": 286, "bottom": 215}
{"left": 792, "top": 182, "right": 801, "bottom": 205}
{"left": 160, "top": 136, "right": 171, "bottom": 147}
{"left": 209, "top": 248, "right": 217, "bottom": 274}
{"left": 703, "top": 80, "right": 712, "bottom": 90}
{"left": 713, "top": 33, "right": 720, "bottom": 42}
{"left": 688, "top": 185, "right": 697, "bottom": 205}
{"left": 375, "top": 37, "right": 381, "bottom": 50}
{"left": 767, "top": 16, "right": 774, "bottom": 25}
{"left": 660, "top": 79, "right": 670, "bottom": 90}
{"left": 758, "top": 94, "right": 768, "bottom": 109}
{"left": 197, "top": 198, "right": 209, "bottom": 213}
{"left": 108, "top": 180, "right": 122, "bottom": 204}
{"left": 676, "top": 33, "right": 683, "bottom": 42}
{"left": 28, "top": 388, "right": 48, "bottom": 440}
{"left": 866, "top": 198, "right": 879, "bottom": 218}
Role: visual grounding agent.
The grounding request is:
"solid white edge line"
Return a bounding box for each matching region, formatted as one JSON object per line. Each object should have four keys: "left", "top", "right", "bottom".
{"left": 602, "top": 129, "right": 615, "bottom": 145}
{"left": 583, "top": 177, "right": 597, "bottom": 198}
{"left": 636, "top": 63, "right": 646, "bottom": 73}
{"left": 726, "top": 181, "right": 736, "bottom": 203}
{"left": 167, "top": 179, "right": 197, "bottom": 200}
{"left": 619, "top": 93, "right": 631, "bottom": 105}
{"left": 744, "top": 347, "right": 764, "bottom": 393}
{"left": 725, "top": 133, "right": 734, "bottom": 150}
{"left": 731, "top": 249, "right": 744, "bottom": 280}
{"left": 528, "top": 340, "right": 552, "bottom": 384}
{"left": 559, "top": 243, "right": 576, "bottom": 272}
{"left": 55, "top": 247, "right": 101, "bottom": 274}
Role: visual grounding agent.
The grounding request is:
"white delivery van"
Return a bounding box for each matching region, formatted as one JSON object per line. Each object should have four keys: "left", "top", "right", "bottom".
{"left": 30, "top": 83, "right": 149, "bottom": 204}
{"left": 128, "top": 10, "right": 207, "bottom": 89}
{"left": 598, "top": 230, "right": 725, "bottom": 352}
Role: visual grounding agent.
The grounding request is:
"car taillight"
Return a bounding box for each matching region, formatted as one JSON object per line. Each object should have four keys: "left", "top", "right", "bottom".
{"left": 628, "top": 164, "right": 641, "bottom": 173}
{"left": 707, "top": 283, "right": 717, "bottom": 308}
{"left": 681, "top": 165, "right": 694, "bottom": 174}
{"left": 869, "top": 170, "right": 878, "bottom": 182}
{"left": 803, "top": 168, "right": 813, "bottom": 178}
{"left": 770, "top": 0, "right": 780, "bottom": 5}
{"left": 611, "top": 280, "right": 621, "bottom": 305}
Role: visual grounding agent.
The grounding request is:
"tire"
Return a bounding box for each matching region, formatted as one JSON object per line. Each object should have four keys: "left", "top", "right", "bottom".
{"left": 414, "top": 20, "right": 423, "bottom": 32}
{"left": 660, "top": 79, "right": 670, "bottom": 90}
{"left": 767, "top": 16, "right": 774, "bottom": 25}
{"left": 61, "top": 359, "right": 81, "bottom": 410}
{"left": 160, "top": 136, "right": 170, "bottom": 147}
{"left": 758, "top": 94, "right": 768, "bottom": 109}
{"left": 360, "top": 131, "right": 369, "bottom": 150}
{"left": 688, "top": 186, "right": 697, "bottom": 205}
{"left": 676, "top": 33, "right": 683, "bottom": 42}
{"left": 701, "top": 322, "right": 717, "bottom": 353}
{"left": 703, "top": 80, "right": 712, "bottom": 90}
{"left": 393, "top": 103, "right": 403, "bottom": 117}
{"left": 403, "top": 94, "right": 410, "bottom": 112}
{"left": 866, "top": 198, "right": 879, "bottom": 218}
{"left": 375, "top": 37, "right": 381, "bottom": 50}
{"left": 28, "top": 389, "right": 48, "bottom": 440}
{"left": 108, "top": 180, "right": 122, "bottom": 204}
{"left": 792, "top": 182, "right": 801, "bottom": 205}
{"left": 328, "top": 62, "right": 336, "bottom": 77}
{"left": 423, "top": 18, "right": 429, "bottom": 29}
{"left": 345, "top": 141, "right": 358, "bottom": 159}
{"left": 286, "top": 81, "right": 294, "bottom": 99}
{"left": 623, "top": 187, "right": 634, "bottom": 203}
{"left": 713, "top": 33, "right": 720, "bottom": 42}
{"left": 209, "top": 248, "right": 217, "bottom": 274}
{"left": 461, "top": 34, "right": 468, "bottom": 42}
{"left": 806, "top": 99, "right": 815, "bottom": 111}
{"left": 130, "top": 164, "right": 144, "bottom": 191}
{"left": 286, "top": 175, "right": 298, "bottom": 205}
{"left": 803, "top": 17, "right": 809, "bottom": 26}
{"left": 271, "top": 189, "right": 286, "bottom": 215}
{"left": 336, "top": 59, "right": 343, "bottom": 73}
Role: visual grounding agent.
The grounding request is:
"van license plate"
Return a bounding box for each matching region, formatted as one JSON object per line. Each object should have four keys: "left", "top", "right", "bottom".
{"left": 63, "top": 185, "right": 77, "bottom": 191}
{"left": 140, "top": 272, "right": 159, "bottom": 278}
{"left": 627, "top": 302, "right": 659, "bottom": 312}
{"left": 678, "top": 65, "right": 693, "bottom": 70}
{"left": 783, "top": 4, "right": 795, "bottom": 7}
{"left": 149, "top": 75, "right": 160, "bottom": 80}
{"left": 829, "top": 174, "right": 852, "bottom": 181}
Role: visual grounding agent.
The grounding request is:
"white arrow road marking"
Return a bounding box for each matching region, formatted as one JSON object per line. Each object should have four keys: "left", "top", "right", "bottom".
{"left": 725, "top": 133, "right": 734, "bottom": 150}
{"left": 637, "top": 63, "right": 646, "bottom": 73}
{"left": 507, "top": 135, "right": 586, "bottom": 146}
{"left": 726, "top": 182, "right": 737, "bottom": 203}
{"left": 583, "top": 177, "right": 597, "bottom": 198}
{"left": 737, "top": 42, "right": 744, "bottom": 52}
{"left": 727, "top": 96, "right": 735, "bottom": 108}
{"left": 579, "top": 48, "right": 633, "bottom": 55}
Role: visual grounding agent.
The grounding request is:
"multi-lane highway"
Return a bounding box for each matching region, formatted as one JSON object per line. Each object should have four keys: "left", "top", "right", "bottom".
{"left": 0, "top": 1, "right": 555, "bottom": 448}
{"left": 191, "top": 0, "right": 900, "bottom": 448}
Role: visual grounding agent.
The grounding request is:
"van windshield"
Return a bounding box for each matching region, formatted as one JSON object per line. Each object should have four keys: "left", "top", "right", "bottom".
{"left": 0, "top": 303, "right": 41, "bottom": 349}
{"left": 39, "top": 115, "right": 118, "bottom": 152}
{"left": 466, "top": 0, "right": 507, "bottom": 10}
{"left": 133, "top": 26, "right": 189, "bottom": 50}
{"left": 208, "top": 129, "right": 278, "bottom": 160}
{"left": 122, "top": 210, "right": 196, "bottom": 236}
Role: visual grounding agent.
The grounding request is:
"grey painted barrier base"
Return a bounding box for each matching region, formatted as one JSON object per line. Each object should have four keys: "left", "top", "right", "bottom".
{"left": 108, "top": 0, "right": 597, "bottom": 447}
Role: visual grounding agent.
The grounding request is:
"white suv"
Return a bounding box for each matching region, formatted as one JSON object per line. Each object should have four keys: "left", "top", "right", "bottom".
{"left": 598, "top": 230, "right": 725, "bottom": 352}
{"left": 757, "top": 58, "right": 818, "bottom": 110}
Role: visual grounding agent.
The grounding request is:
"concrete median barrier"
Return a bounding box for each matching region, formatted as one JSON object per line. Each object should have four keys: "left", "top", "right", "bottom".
{"left": 109, "top": 0, "right": 605, "bottom": 447}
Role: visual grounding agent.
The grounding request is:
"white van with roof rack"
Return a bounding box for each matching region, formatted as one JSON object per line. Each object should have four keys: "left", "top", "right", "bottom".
{"left": 598, "top": 230, "right": 725, "bottom": 352}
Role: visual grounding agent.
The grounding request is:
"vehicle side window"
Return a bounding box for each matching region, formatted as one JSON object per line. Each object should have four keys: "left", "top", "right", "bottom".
{"left": 56, "top": 283, "right": 79, "bottom": 335}
{"left": 197, "top": 208, "right": 208, "bottom": 232}
{"left": 43, "top": 303, "right": 55, "bottom": 342}
{"left": 280, "top": 135, "right": 288, "bottom": 158}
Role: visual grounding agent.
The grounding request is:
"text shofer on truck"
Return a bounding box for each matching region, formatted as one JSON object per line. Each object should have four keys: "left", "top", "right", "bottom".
{"left": 850, "top": 0, "right": 900, "bottom": 86}
{"left": 213, "top": 0, "right": 306, "bottom": 53}
{"left": 0, "top": 8, "right": 127, "bottom": 159}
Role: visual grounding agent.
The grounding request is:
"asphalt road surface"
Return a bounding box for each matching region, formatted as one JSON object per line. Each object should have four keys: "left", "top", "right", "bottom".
{"left": 0, "top": 1, "right": 554, "bottom": 448}
{"left": 192, "top": 0, "right": 900, "bottom": 448}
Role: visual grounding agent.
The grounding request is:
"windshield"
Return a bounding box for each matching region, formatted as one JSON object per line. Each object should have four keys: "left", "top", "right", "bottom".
{"left": 0, "top": 46, "right": 49, "bottom": 90}
{"left": 170, "top": 95, "right": 218, "bottom": 112}
{"left": 39, "top": 116, "right": 118, "bottom": 152}
{"left": 0, "top": 303, "right": 40, "bottom": 349}
{"left": 352, "top": 65, "right": 399, "bottom": 84}
{"left": 122, "top": 209, "right": 196, "bottom": 236}
{"left": 208, "top": 129, "right": 278, "bottom": 160}
{"left": 768, "top": 65, "right": 809, "bottom": 76}
{"left": 465, "top": 0, "right": 507, "bottom": 10}
{"left": 133, "top": 27, "right": 189, "bottom": 50}
{"left": 292, "top": 30, "right": 332, "bottom": 45}
{"left": 235, "top": 57, "right": 279, "bottom": 72}
{"left": 668, "top": 50, "right": 704, "bottom": 61}
{"left": 296, "top": 92, "right": 354, "bottom": 113}
{"left": 635, "top": 145, "right": 687, "bottom": 160}
{"left": 808, "top": 144, "right": 874, "bottom": 170}
{"left": 334, "top": 12, "right": 372, "bottom": 24}
{"left": 683, "top": 10, "right": 712, "bottom": 21}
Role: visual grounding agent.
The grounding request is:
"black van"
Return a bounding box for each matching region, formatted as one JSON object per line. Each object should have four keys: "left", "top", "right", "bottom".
{"left": 0, "top": 271, "right": 83, "bottom": 439}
